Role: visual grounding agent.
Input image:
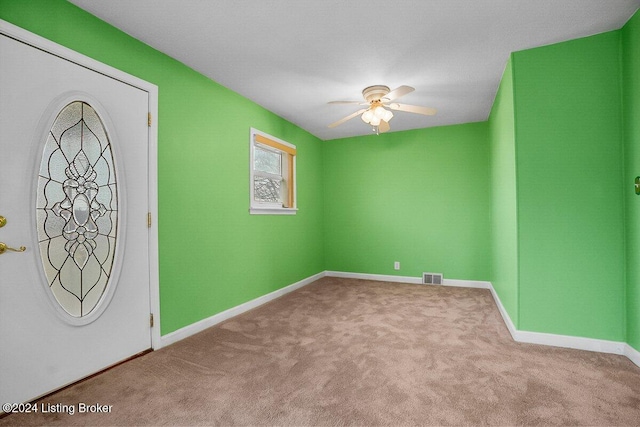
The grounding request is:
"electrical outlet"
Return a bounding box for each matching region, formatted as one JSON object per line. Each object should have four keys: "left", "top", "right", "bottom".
{"left": 394, "top": 261, "right": 400, "bottom": 270}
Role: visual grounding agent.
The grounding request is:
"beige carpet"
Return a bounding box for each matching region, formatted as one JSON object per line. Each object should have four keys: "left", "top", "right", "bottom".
{"left": 2, "top": 277, "right": 640, "bottom": 426}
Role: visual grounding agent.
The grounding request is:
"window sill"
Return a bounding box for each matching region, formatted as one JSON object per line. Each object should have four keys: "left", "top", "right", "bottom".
{"left": 250, "top": 207, "right": 298, "bottom": 215}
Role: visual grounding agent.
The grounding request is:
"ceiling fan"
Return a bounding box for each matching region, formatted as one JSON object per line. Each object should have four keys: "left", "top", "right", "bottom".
{"left": 327, "top": 85, "right": 436, "bottom": 134}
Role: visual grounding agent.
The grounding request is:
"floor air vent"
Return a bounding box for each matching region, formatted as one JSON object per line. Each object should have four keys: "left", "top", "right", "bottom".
{"left": 422, "top": 272, "right": 443, "bottom": 285}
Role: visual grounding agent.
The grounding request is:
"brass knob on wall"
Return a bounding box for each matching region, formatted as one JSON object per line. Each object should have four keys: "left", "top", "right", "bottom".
{"left": 0, "top": 216, "right": 6, "bottom": 228}
{"left": 0, "top": 242, "right": 26, "bottom": 255}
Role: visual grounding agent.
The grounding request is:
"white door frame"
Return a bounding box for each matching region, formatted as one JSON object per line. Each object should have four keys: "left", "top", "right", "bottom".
{"left": 0, "top": 19, "right": 162, "bottom": 350}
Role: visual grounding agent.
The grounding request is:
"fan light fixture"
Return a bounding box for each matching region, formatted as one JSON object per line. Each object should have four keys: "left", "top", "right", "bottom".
{"left": 361, "top": 103, "right": 393, "bottom": 126}
{"left": 327, "top": 85, "right": 436, "bottom": 135}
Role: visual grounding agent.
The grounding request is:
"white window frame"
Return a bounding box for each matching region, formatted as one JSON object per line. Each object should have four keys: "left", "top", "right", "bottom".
{"left": 250, "top": 128, "right": 297, "bottom": 215}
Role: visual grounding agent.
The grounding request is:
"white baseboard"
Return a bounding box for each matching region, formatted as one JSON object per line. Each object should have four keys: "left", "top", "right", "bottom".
{"left": 158, "top": 269, "right": 640, "bottom": 369}
{"left": 514, "top": 330, "right": 626, "bottom": 355}
{"left": 624, "top": 343, "right": 640, "bottom": 367}
{"left": 488, "top": 281, "right": 640, "bottom": 368}
{"left": 488, "top": 284, "right": 518, "bottom": 340}
{"left": 159, "top": 271, "right": 326, "bottom": 348}
{"left": 325, "top": 271, "right": 491, "bottom": 290}
{"left": 329, "top": 270, "right": 640, "bottom": 368}
{"left": 160, "top": 271, "right": 483, "bottom": 348}
{"left": 443, "top": 278, "right": 491, "bottom": 289}
{"left": 325, "top": 271, "right": 422, "bottom": 284}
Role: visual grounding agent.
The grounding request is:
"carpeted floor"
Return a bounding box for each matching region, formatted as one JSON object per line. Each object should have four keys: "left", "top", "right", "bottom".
{"left": 2, "top": 276, "right": 640, "bottom": 426}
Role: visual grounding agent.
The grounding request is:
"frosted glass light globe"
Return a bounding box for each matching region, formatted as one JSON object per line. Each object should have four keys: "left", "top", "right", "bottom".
{"left": 373, "top": 106, "right": 386, "bottom": 118}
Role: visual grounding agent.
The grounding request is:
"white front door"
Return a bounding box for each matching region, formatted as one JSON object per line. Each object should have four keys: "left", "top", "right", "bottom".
{"left": 0, "top": 27, "right": 152, "bottom": 405}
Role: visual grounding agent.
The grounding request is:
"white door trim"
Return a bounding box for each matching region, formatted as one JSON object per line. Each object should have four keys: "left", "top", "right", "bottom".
{"left": 0, "top": 18, "right": 161, "bottom": 350}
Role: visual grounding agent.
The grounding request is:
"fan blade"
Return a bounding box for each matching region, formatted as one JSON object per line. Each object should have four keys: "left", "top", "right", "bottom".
{"left": 328, "top": 100, "right": 367, "bottom": 105}
{"left": 378, "top": 120, "right": 390, "bottom": 133}
{"left": 388, "top": 103, "right": 437, "bottom": 116}
{"left": 328, "top": 108, "right": 368, "bottom": 128}
{"left": 382, "top": 85, "right": 414, "bottom": 102}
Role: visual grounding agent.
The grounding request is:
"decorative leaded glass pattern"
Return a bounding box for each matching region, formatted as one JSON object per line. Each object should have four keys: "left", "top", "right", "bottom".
{"left": 36, "top": 102, "right": 118, "bottom": 317}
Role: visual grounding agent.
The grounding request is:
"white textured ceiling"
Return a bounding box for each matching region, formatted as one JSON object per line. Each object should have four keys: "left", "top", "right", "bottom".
{"left": 69, "top": 0, "right": 639, "bottom": 140}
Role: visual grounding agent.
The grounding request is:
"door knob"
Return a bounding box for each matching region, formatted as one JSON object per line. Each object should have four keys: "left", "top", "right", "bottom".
{"left": 0, "top": 216, "right": 6, "bottom": 228}
{"left": 0, "top": 242, "right": 26, "bottom": 254}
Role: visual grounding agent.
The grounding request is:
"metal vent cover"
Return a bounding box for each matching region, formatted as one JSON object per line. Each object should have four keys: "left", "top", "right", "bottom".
{"left": 422, "top": 272, "right": 443, "bottom": 285}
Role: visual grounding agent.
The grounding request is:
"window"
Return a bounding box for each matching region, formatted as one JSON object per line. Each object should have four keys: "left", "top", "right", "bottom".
{"left": 250, "top": 128, "right": 297, "bottom": 215}
{"left": 37, "top": 101, "right": 118, "bottom": 317}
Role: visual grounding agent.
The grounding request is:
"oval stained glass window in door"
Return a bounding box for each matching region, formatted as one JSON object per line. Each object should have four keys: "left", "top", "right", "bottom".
{"left": 36, "top": 101, "right": 118, "bottom": 317}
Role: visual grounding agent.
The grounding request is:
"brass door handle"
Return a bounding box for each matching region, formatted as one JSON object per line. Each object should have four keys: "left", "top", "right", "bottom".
{"left": 0, "top": 242, "right": 26, "bottom": 254}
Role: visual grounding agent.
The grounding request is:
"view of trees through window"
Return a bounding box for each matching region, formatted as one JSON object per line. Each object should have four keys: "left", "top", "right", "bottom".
{"left": 253, "top": 177, "right": 281, "bottom": 202}
{"left": 254, "top": 145, "right": 282, "bottom": 203}
{"left": 250, "top": 130, "right": 296, "bottom": 213}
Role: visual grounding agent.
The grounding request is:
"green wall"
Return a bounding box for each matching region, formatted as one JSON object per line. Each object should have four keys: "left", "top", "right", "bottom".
{"left": 0, "top": 0, "right": 325, "bottom": 335}
{"left": 323, "top": 123, "right": 491, "bottom": 281}
{"left": 487, "top": 14, "right": 640, "bottom": 347}
{"left": 623, "top": 10, "right": 640, "bottom": 350}
{"left": 488, "top": 59, "right": 519, "bottom": 326}
{"left": 487, "top": 14, "right": 640, "bottom": 346}
{"left": 512, "top": 32, "right": 625, "bottom": 340}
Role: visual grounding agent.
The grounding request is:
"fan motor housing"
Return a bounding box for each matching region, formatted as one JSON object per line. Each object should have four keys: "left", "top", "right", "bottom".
{"left": 362, "top": 85, "right": 390, "bottom": 103}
